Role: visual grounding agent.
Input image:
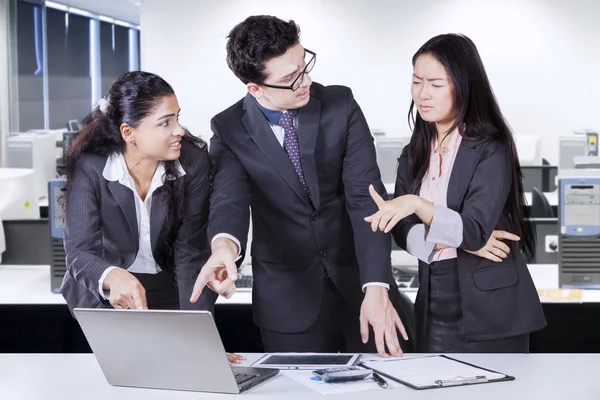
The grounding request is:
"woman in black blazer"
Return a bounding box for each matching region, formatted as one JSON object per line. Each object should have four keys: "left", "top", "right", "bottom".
{"left": 60, "top": 71, "right": 243, "bottom": 362}
{"left": 365, "top": 34, "right": 546, "bottom": 352}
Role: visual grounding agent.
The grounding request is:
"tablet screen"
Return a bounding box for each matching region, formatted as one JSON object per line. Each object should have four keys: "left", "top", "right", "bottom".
{"left": 259, "top": 354, "right": 355, "bottom": 365}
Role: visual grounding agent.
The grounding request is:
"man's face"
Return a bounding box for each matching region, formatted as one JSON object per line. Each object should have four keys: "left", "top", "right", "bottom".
{"left": 250, "top": 43, "right": 314, "bottom": 111}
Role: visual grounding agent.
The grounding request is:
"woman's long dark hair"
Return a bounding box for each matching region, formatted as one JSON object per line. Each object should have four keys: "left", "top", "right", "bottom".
{"left": 407, "top": 34, "right": 535, "bottom": 259}
{"left": 64, "top": 71, "right": 209, "bottom": 275}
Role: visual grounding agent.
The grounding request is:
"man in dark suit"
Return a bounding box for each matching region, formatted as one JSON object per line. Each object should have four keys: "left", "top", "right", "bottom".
{"left": 191, "top": 15, "right": 411, "bottom": 356}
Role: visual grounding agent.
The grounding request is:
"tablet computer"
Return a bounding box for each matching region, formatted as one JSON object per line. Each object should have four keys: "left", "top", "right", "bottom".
{"left": 252, "top": 353, "right": 361, "bottom": 370}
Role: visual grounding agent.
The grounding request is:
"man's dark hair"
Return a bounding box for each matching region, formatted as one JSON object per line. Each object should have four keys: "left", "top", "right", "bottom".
{"left": 226, "top": 15, "right": 301, "bottom": 84}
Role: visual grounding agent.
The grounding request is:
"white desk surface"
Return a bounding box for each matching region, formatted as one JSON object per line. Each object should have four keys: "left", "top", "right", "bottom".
{"left": 0, "top": 265, "right": 251, "bottom": 306}
{"left": 0, "top": 353, "right": 598, "bottom": 399}
{"left": 1, "top": 264, "right": 600, "bottom": 305}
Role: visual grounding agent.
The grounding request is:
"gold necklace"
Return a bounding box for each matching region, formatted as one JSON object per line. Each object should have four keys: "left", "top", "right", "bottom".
{"left": 436, "top": 132, "right": 454, "bottom": 155}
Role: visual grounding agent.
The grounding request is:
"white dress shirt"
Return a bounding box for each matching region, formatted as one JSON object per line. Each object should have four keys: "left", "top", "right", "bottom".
{"left": 98, "top": 153, "right": 186, "bottom": 299}
{"left": 213, "top": 113, "right": 389, "bottom": 291}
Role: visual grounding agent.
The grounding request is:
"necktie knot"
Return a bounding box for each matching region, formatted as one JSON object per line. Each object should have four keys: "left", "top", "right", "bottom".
{"left": 278, "top": 111, "right": 296, "bottom": 127}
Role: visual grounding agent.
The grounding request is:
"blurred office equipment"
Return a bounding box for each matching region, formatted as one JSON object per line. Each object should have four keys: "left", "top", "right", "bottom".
{"left": 0, "top": 169, "right": 36, "bottom": 265}
{"left": 0, "top": 217, "right": 5, "bottom": 264}
{"left": 522, "top": 163, "right": 558, "bottom": 192}
{"left": 237, "top": 213, "right": 253, "bottom": 291}
{"left": 391, "top": 238, "right": 419, "bottom": 288}
{"left": 558, "top": 177, "right": 600, "bottom": 288}
{"left": 529, "top": 218, "right": 559, "bottom": 264}
{"left": 374, "top": 137, "right": 406, "bottom": 186}
{"left": 559, "top": 135, "right": 587, "bottom": 170}
{"left": 235, "top": 273, "right": 254, "bottom": 290}
{"left": 0, "top": 169, "right": 38, "bottom": 265}
{"left": 56, "top": 131, "right": 79, "bottom": 177}
{"left": 27, "top": 128, "right": 67, "bottom": 164}
{"left": 585, "top": 131, "right": 598, "bottom": 156}
{"left": 0, "top": 168, "right": 40, "bottom": 220}
{"left": 0, "top": 169, "right": 50, "bottom": 266}
{"left": 392, "top": 266, "right": 419, "bottom": 289}
{"left": 515, "top": 135, "right": 542, "bottom": 166}
{"left": 574, "top": 156, "right": 600, "bottom": 169}
{"left": 48, "top": 179, "right": 67, "bottom": 293}
{"left": 6, "top": 131, "right": 57, "bottom": 200}
{"left": 0, "top": 220, "right": 51, "bottom": 266}
{"left": 66, "top": 119, "right": 80, "bottom": 132}
{"left": 531, "top": 187, "right": 555, "bottom": 218}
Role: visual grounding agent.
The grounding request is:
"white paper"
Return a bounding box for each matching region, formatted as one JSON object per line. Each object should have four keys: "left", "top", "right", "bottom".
{"left": 282, "top": 369, "right": 399, "bottom": 395}
{"left": 363, "top": 355, "right": 506, "bottom": 388}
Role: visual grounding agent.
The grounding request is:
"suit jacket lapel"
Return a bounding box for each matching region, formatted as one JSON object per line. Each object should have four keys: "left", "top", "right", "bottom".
{"left": 106, "top": 181, "right": 138, "bottom": 242}
{"left": 447, "top": 137, "right": 486, "bottom": 210}
{"left": 150, "top": 187, "right": 167, "bottom": 252}
{"left": 297, "top": 97, "right": 321, "bottom": 209}
{"left": 242, "top": 94, "right": 312, "bottom": 207}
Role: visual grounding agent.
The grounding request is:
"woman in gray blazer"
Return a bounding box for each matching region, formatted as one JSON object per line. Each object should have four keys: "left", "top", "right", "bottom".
{"left": 365, "top": 34, "right": 546, "bottom": 353}
{"left": 60, "top": 71, "right": 243, "bottom": 363}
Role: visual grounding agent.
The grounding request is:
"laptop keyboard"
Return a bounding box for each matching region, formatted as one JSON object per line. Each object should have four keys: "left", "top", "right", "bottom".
{"left": 236, "top": 274, "right": 253, "bottom": 291}
{"left": 235, "top": 373, "right": 258, "bottom": 385}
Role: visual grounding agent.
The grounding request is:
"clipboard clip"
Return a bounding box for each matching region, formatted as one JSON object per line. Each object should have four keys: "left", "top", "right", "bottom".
{"left": 435, "top": 375, "right": 489, "bottom": 387}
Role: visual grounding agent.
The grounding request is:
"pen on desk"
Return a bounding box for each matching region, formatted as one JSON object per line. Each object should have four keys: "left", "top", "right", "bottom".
{"left": 372, "top": 372, "right": 388, "bottom": 389}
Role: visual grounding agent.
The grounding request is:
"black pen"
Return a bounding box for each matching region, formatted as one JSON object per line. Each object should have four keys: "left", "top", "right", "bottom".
{"left": 372, "top": 372, "right": 388, "bottom": 389}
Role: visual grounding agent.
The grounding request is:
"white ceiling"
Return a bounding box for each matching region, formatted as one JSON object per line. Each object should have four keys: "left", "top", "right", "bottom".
{"left": 54, "top": 0, "right": 141, "bottom": 24}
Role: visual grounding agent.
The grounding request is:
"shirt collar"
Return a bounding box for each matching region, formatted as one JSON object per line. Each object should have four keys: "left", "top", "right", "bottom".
{"left": 446, "top": 130, "right": 462, "bottom": 150}
{"left": 102, "top": 153, "right": 186, "bottom": 189}
{"left": 253, "top": 97, "right": 297, "bottom": 125}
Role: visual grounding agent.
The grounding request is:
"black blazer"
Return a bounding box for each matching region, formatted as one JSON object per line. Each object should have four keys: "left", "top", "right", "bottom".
{"left": 393, "top": 137, "right": 546, "bottom": 340}
{"left": 60, "top": 140, "right": 217, "bottom": 313}
{"left": 209, "top": 83, "right": 400, "bottom": 333}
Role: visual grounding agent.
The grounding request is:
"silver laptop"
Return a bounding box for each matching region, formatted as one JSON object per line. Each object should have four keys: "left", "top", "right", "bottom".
{"left": 73, "top": 308, "right": 279, "bottom": 394}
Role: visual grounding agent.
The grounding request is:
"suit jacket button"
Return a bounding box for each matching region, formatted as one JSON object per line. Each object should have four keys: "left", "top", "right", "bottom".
{"left": 312, "top": 215, "right": 319, "bottom": 221}
{"left": 320, "top": 251, "right": 327, "bottom": 257}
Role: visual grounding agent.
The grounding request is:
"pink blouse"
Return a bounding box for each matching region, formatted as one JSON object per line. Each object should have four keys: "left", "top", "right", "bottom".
{"left": 419, "top": 132, "right": 462, "bottom": 261}
{"left": 405, "top": 130, "right": 466, "bottom": 264}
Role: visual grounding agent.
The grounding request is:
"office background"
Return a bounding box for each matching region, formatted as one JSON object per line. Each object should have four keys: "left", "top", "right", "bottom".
{"left": 0, "top": 0, "right": 140, "bottom": 165}
{"left": 0, "top": 0, "right": 599, "bottom": 165}
{"left": 0, "top": 0, "right": 599, "bottom": 355}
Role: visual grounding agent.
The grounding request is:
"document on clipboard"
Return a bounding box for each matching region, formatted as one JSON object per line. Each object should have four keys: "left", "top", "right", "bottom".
{"left": 361, "top": 355, "right": 514, "bottom": 390}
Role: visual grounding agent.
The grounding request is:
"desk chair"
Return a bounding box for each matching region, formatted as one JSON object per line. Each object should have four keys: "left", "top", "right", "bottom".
{"left": 531, "top": 187, "right": 555, "bottom": 218}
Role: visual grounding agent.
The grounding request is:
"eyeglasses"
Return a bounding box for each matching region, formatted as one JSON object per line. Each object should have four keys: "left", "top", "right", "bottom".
{"left": 260, "top": 49, "right": 316, "bottom": 91}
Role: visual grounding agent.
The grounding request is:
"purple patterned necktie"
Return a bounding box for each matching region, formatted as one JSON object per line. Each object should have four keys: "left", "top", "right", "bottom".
{"left": 278, "top": 111, "right": 311, "bottom": 199}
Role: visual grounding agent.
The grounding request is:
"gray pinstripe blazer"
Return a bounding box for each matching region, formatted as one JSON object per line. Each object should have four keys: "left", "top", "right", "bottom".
{"left": 60, "top": 139, "right": 217, "bottom": 313}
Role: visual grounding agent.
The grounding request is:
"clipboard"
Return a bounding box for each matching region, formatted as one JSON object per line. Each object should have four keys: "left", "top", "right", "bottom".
{"left": 361, "top": 355, "right": 515, "bottom": 390}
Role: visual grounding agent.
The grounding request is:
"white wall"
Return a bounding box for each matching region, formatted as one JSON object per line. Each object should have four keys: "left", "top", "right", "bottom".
{"left": 140, "top": 0, "right": 600, "bottom": 165}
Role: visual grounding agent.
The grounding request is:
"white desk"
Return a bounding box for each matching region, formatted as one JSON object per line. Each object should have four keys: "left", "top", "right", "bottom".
{"left": 2, "top": 264, "right": 600, "bottom": 306}
{"left": 0, "top": 265, "right": 251, "bottom": 306}
{"left": 0, "top": 353, "right": 598, "bottom": 399}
